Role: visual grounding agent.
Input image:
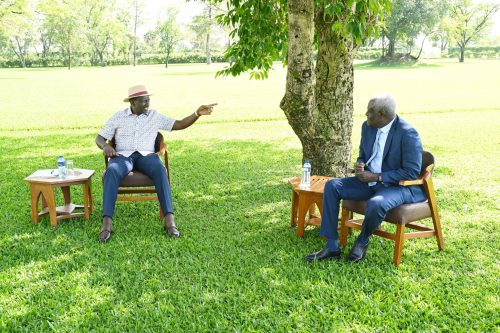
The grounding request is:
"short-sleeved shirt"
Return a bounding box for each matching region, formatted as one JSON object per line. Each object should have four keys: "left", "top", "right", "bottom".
{"left": 99, "top": 107, "right": 175, "bottom": 157}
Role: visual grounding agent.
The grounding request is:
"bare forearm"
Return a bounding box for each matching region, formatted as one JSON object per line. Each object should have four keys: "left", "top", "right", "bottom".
{"left": 172, "top": 112, "right": 199, "bottom": 130}
{"left": 95, "top": 135, "right": 108, "bottom": 149}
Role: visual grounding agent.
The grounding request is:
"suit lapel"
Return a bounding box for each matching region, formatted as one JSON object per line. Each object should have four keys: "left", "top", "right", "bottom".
{"left": 382, "top": 116, "right": 398, "bottom": 161}
{"left": 367, "top": 126, "right": 378, "bottom": 158}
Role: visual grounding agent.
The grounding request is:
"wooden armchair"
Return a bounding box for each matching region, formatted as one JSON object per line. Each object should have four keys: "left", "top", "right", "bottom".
{"left": 103, "top": 132, "right": 170, "bottom": 219}
{"left": 339, "top": 151, "right": 444, "bottom": 266}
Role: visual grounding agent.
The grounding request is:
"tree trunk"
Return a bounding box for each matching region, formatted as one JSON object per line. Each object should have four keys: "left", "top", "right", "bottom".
{"left": 68, "top": 40, "right": 72, "bottom": 70}
{"left": 387, "top": 38, "right": 395, "bottom": 58}
{"left": 133, "top": 0, "right": 138, "bottom": 66}
{"left": 206, "top": 6, "right": 212, "bottom": 65}
{"left": 414, "top": 35, "right": 427, "bottom": 60}
{"left": 459, "top": 45, "right": 465, "bottom": 62}
{"left": 13, "top": 37, "right": 26, "bottom": 68}
{"left": 312, "top": 8, "right": 355, "bottom": 176}
{"left": 280, "top": 0, "right": 354, "bottom": 177}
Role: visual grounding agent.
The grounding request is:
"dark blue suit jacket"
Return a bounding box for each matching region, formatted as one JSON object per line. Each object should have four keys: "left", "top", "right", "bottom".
{"left": 357, "top": 116, "right": 424, "bottom": 197}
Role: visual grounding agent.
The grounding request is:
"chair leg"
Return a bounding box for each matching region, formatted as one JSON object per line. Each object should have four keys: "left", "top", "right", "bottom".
{"left": 340, "top": 208, "right": 350, "bottom": 247}
{"left": 393, "top": 224, "right": 405, "bottom": 267}
{"left": 432, "top": 212, "right": 444, "bottom": 250}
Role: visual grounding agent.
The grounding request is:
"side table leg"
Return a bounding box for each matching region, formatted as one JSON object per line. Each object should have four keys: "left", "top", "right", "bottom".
{"left": 61, "top": 186, "right": 71, "bottom": 205}
{"left": 41, "top": 186, "right": 58, "bottom": 229}
{"left": 87, "top": 180, "right": 94, "bottom": 213}
{"left": 297, "top": 196, "right": 312, "bottom": 238}
{"left": 290, "top": 190, "right": 298, "bottom": 228}
{"left": 29, "top": 186, "right": 41, "bottom": 224}
{"left": 340, "top": 208, "right": 350, "bottom": 246}
{"left": 83, "top": 182, "right": 90, "bottom": 219}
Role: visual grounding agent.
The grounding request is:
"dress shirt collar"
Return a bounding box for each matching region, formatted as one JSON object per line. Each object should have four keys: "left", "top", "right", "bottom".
{"left": 379, "top": 117, "right": 395, "bottom": 134}
{"left": 126, "top": 107, "right": 150, "bottom": 117}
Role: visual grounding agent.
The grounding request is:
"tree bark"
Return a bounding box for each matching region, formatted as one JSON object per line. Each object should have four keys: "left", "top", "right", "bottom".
{"left": 13, "top": 37, "right": 26, "bottom": 68}
{"left": 387, "top": 38, "right": 395, "bottom": 58}
{"left": 312, "top": 8, "right": 355, "bottom": 176}
{"left": 206, "top": 6, "right": 212, "bottom": 65}
{"left": 280, "top": 0, "right": 354, "bottom": 176}
{"left": 459, "top": 45, "right": 465, "bottom": 62}
{"left": 133, "top": 0, "right": 138, "bottom": 66}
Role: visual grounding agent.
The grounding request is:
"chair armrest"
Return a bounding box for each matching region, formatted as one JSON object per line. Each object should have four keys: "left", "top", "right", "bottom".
{"left": 399, "top": 165, "right": 434, "bottom": 186}
{"left": 399, "top": 179, "right": 424, "bottom": 186}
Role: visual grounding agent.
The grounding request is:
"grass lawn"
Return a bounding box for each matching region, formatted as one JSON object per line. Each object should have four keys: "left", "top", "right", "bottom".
{"left": 0, "top": 59, "right": 499, "bottom": 332}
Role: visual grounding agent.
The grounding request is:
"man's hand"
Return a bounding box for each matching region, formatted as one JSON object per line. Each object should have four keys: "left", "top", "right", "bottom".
{"left": 355, "top": 161, "right": 365, "bottom": 175}
{"left": 355, "top": 161, "right": 379, "bottom": 183}
{"left": 196, "top": 103, "right": 217, "bottom": 116}
{"left": 103, "top": 144, "right": 117, "bottom": 157}
{"left": 356, "top": 170, "right": 378, "bottom": 183}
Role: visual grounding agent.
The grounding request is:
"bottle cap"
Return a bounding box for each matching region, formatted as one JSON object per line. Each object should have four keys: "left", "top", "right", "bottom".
{"left": 305, "top": 159, "right": 310, "bottom": 163}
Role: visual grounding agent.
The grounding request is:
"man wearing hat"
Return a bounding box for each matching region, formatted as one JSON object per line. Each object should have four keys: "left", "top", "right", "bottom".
{"left": 95, "top": 84, "right": 216, "bottom": 242}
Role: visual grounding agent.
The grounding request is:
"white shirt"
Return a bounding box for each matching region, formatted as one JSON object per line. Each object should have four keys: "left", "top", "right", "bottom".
{"left": 367, "top": 118, "right": 395, "bottom": 185}
{"left": 99, "top": 107, "right": 175, "bottom": 157}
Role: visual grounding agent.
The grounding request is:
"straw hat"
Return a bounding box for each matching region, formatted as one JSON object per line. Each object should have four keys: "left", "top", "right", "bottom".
{"left": 123, "top": 84, "right": 152, "bottom": 102}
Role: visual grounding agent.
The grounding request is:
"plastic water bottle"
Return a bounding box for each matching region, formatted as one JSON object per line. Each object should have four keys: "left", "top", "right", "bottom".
{"left": 57, "top": 155, "right": 67, "bottom": 179}
{"left": 301, "top": 159, "right": 311, "bottom": 187}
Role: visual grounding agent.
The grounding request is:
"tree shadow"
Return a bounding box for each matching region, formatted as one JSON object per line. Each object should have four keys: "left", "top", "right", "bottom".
{"left": 0, "top": 133, "right": 497, "bottom": 331}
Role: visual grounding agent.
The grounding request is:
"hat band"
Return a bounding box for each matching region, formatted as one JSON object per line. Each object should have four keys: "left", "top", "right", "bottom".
{"left": 128, "top": 90, "right": 149, "bottom": 98}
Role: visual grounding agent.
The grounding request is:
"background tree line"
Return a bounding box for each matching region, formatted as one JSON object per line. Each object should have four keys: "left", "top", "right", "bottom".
{"left": 0, "top": 0, "right": 498, "bottom": 69}
{"left": 0, "top": 0, "right": 229, "bottom": 68}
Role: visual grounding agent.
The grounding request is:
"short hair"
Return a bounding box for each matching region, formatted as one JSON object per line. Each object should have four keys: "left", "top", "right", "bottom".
{"left": 368, "top": 94, "right": 396, "bottom": 118}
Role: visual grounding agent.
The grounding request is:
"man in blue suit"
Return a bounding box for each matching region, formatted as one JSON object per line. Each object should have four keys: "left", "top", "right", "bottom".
{"left": 305, "top": 94, "right": 427, "bottom": 262}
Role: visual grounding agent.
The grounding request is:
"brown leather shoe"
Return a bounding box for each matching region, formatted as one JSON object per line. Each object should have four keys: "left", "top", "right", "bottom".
{"left": 99, "top": 217, "right": 113, "bottom": 243}
{"left": 99, "top": 229, "right": 112, "bottom": 242}
{"left": 163, "top": 213, "right": 180, "bottom": 238}
{"left": 164, "top": 224, "right": 180, "bottom": 238}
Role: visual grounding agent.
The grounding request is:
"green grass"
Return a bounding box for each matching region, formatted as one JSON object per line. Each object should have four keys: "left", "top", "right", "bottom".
{"left": 0, "top": 59, "right": 499, "bottom": 332}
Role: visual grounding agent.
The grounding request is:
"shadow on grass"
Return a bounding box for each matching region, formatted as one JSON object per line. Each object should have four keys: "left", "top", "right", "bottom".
{"left": 0, "top": 134, "right": 497, "bottom": 332}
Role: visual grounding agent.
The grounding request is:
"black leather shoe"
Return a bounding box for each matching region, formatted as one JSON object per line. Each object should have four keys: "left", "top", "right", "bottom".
{"left": 346, "top": 242, "right": 369, "bottom": 262}
{"left": 305, "top": 246, "right": 342, "bottom": 262}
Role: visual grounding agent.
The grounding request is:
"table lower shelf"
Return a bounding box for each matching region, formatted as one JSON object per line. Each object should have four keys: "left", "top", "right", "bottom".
{"left": 39, "top": 203, "right": 85, "bottom": 221}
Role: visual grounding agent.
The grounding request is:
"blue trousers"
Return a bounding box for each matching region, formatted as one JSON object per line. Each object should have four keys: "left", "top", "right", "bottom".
{"left": 320, "top": 177, "right": 426, "bottom": 244}
{"left": 102, "top": 152, "right": 173, "bottom": 218}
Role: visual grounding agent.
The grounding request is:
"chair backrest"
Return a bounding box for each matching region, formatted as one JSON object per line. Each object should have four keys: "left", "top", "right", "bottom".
{"left": 421, "top": 151, "right": 434, "bottom": 175}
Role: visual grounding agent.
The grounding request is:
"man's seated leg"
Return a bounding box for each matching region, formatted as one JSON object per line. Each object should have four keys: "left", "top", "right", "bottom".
{"left": 306, "top": 177, "right": 372, "bottom": 262}
{"left": 346, "top": 184, "right": 423, "bottom": 262}
{"left": 100, "top": 155, "right": 133, "bottom": 242}
{"left": 135, "top": 154, "right": 179, "bottom": 237}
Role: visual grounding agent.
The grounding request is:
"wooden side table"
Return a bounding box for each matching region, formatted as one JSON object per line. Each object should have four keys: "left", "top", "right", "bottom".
{"left": 24, "top": 169, "right": 95, "bottom": 228}
{"left": 288, "top": 175, "right": 332, "bottom": 237}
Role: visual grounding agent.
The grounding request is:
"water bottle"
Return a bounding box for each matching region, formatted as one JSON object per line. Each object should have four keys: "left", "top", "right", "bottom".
{"left": 301, "top": 159, "right": 311, "bottom": 187}
{"left": 57, "top": 155, "right": 67, "bottom": 179}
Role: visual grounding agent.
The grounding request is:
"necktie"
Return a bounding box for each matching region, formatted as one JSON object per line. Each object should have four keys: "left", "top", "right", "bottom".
{"left": 366, "top": 130, "right": 381, "bottom": 167}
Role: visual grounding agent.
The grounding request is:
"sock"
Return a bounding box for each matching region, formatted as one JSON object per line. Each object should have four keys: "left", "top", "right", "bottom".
{"left": 326, "top": 239, "right": 339, "bottom": 251}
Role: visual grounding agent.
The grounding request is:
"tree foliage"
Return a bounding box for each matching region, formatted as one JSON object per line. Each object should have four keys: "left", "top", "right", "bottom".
{"left": 382, "top": 0, "right": 448, "bottom": 60}
{"left": 449, "top": 0, "right": 499, "bottom": 62}
{"left": 216, "top": 0, "right": 390, "bottom": 79}
{"left": 145, "top": 7, "right": 181, "bottom": 68}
